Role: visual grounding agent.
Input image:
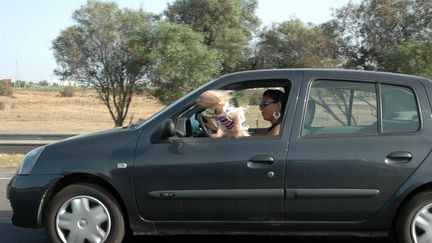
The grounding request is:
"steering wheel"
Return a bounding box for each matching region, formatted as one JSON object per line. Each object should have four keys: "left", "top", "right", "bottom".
{"left": 196, "top": 113, "right": 211, "bottom": 137}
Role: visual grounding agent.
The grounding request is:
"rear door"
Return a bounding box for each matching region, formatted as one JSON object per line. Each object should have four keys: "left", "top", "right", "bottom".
{"left": 285, "top": 71, "right": 432, "bottom": 221}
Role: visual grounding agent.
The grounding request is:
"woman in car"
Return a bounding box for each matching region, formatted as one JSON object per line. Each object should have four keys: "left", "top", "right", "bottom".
{"left": 255, "top": 89, "right": 286, "bottom": 136}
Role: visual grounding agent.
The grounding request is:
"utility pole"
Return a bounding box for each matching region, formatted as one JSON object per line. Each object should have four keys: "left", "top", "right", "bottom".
{"left": 15, "top": 59, "right": 20, "bottom": 88}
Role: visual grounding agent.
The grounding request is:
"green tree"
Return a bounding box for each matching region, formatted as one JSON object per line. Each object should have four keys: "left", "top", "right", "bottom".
{"left": 253, "top": 19, "right": 341, "bottom": 69}
{"left": 52, "top": 0, "right": 153, "bottom": 127}
{"left": 383, "top": 39, "right": 432, "bottom": 79}
{"left": 164, "top": 0, "right": 260, "bottom": 73}
{"left": 148, "top": 22, "right": 220, "bottom": 104}
{"left": 329, "top": 0, "right": 432, "bottom": 71}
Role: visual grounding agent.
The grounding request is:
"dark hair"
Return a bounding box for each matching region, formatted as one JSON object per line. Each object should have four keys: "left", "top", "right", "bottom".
{"left": 263, "top": 89, "right": 286, "bottom": 112}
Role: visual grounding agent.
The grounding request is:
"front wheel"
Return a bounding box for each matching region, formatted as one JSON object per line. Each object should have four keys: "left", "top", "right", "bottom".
{"left": 396, "top": 191, "right": 432, "bottom": 243}
{"left": 45, "top": 184, "right": 125, "bottom": 243}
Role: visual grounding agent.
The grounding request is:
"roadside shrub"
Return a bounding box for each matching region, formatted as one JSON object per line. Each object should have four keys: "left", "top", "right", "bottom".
{"left": 0, "top": 83, "right": 13, "bottom": 96}
{"left": 59, "top": 86, "right": 74, "bottom": 97}
{"left": 39, "top": 80, "right": 49, "bottom": 86}
{"left": 14, "top": 80, "right": 27, "bottom": 88}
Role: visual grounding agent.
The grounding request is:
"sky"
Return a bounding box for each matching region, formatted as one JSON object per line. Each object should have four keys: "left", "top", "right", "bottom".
{"left": 0, "top": 0, "right": 360, "bottom": 82}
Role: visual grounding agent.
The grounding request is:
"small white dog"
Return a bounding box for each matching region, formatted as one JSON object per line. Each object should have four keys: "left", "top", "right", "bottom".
{"left": 196, "top": 90, "right": 249, "bottom": 138}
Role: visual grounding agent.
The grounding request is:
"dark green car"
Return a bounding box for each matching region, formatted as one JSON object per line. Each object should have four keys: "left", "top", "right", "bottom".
{"left": 8, "top": 69, "right": 432, "bottom": 243}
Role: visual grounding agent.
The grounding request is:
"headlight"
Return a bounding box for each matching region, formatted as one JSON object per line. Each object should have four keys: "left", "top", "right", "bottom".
{"left": 16, "top": 146, "right": 45, "bottom": 175}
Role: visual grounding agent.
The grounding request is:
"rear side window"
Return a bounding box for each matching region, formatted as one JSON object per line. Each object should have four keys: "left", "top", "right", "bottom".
{"left": 303, "top": 80, "right": 420, "bottom": 136}
{"left": 303, "top": 80, "right": 377, "bottom": 135}
{"left": 381, "top": 84, "right": 419, "bottom": 132}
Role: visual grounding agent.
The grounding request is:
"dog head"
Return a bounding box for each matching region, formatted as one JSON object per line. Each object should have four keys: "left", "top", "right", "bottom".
{"left": 196, "top": 90, "right": 231, "bottom": 109}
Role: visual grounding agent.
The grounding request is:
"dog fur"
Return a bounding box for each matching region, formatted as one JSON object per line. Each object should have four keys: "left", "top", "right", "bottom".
{"left": 196, "top": 90, "right": 249, "bottom": 138}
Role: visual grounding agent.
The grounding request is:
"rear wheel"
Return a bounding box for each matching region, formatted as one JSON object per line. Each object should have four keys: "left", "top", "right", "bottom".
{"left": 45, "top": 184, "right": 125, "bottom": 243}
{"left": 397, "top": 191, "right": 432, "bottom": 243}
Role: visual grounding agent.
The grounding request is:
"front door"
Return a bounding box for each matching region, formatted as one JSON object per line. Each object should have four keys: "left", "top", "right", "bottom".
{"left": 133, "top": 73, "right": 301, "bottom": 222}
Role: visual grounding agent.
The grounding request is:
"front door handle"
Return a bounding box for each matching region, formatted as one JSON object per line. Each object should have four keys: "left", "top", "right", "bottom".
{"left": 385, "top": 151, "right": 412, "bottom": 164}
{"left": 247, "top": 155, "right": 274, "bottom": 169}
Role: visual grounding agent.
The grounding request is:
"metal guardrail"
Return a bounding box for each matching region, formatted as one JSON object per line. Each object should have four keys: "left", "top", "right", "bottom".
{"left": 0, "top": 133, "right": 80, "bottom": 153}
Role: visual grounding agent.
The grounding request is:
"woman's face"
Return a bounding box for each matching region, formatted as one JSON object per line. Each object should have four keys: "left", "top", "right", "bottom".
{"left": 260, "top": 95, "right": 282, "bottom": 123}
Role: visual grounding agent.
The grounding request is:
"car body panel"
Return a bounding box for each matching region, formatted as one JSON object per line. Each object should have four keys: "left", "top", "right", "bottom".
{"left": 7, "top": 174, "right": 62, "bottom": 227}
{"left": 8, "top": 127, "right": 152, "bottom": 230}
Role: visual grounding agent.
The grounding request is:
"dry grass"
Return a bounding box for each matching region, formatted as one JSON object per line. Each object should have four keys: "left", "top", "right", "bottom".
{"left": 0, "top": 88, "right": 165, "bottom": 133}
{"left": 0, "top": 153, "right": 23, "bottom": 168}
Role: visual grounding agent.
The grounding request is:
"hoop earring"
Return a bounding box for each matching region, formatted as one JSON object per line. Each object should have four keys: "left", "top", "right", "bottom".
{"left": 273, "top": 112, "right": 281, "bottom": 120}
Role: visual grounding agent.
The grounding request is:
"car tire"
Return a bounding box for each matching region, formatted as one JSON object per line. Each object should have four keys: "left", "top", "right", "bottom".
{"left": 45, "top": 184, "right": 125, "bottom": 243}
{"left": 396, "top": 191, "right": 432, "bottom": 243}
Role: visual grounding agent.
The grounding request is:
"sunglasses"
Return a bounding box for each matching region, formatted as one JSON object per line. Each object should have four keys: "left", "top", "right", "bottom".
{"left": 259, "top": 101, "right": 276, "bottom": 108}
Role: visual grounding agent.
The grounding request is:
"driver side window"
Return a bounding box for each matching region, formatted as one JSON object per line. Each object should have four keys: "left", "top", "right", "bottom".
{"left": 186, "top": 81, "right": 290, "bottom": 138}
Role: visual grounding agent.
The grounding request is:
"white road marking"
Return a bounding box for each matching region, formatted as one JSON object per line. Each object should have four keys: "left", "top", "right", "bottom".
{"left": 0, "top": 177, "right": 11, "bottom": 180}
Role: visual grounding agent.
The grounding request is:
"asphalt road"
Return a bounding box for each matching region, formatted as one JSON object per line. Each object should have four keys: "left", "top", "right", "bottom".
{"left": 0, "top": 168, "right": 391, "bottom": 243}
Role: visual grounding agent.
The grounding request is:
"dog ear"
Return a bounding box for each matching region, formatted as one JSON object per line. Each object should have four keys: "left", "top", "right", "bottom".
{"left": 196, "top": 90, "right": 217, "bottom": 108}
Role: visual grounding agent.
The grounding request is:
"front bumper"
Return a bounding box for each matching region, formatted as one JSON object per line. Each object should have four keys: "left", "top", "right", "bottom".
{"left": 7, "top": 174, "right": 61, "bottom": 228}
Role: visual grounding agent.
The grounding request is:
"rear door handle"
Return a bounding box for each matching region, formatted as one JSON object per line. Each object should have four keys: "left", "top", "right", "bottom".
{"left": 385, "top": 151, "right": 412, "bottom": 164}
{"left": 247, "top": 155, "right": 274, "bottom": 169}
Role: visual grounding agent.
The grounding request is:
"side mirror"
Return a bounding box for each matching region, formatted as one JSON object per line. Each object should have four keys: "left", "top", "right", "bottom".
{"left": 161, "top": 119, "right": 175, "bottom": 139}
{"left": 175, "top": 117, "right": 191, "bottom": 137}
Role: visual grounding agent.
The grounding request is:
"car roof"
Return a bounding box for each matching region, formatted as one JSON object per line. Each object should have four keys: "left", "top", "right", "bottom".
{"left": 221, "top": 68, "right": 431, "bottom": 83}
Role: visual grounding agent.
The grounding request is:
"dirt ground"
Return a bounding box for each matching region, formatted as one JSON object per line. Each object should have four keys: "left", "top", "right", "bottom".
{"left": 0, "top": 153, "right": 22, "bottom": 168}
{"left": 0, "top": 88, "right": 165, "bottom": 133}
